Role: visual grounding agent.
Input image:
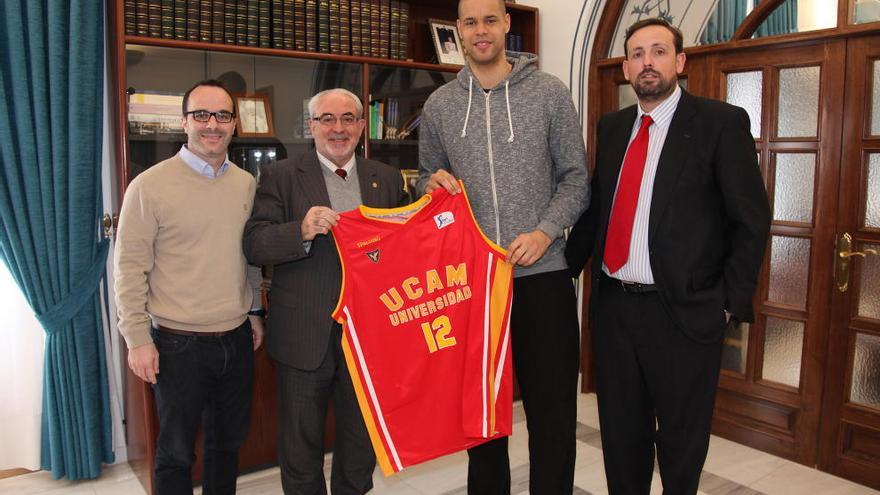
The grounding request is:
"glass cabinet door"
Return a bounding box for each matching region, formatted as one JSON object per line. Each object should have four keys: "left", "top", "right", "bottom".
{"left": 125, "top": 44, "right": 361, "bottom": 181}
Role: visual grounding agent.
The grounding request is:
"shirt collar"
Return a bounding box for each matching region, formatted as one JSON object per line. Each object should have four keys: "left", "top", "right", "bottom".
{"left": 636, "top": 84, "right": 682, "bottom": 129}
{"left": 178, "top": 145, "right": 231, "bottom": 179}
{"left": 316, "top": 151, "right": 356, "bottom": 176}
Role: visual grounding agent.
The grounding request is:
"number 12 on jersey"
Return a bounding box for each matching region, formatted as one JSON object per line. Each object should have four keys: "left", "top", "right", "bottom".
{"left": 420, "top": 315, "right": 456, "bottom": 353}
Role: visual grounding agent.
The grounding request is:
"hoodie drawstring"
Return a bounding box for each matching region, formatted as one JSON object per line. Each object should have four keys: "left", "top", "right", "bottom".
{"left": 504, "top": 80, "right": 514, "bottom": 143}
{"left": 461, "top": 76, "right": 473, "bottom": 137}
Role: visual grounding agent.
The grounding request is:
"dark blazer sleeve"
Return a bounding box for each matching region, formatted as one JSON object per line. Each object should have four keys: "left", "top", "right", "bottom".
{"left": 714, "top": 106, "right": 771, "bottom": 322}
{"left": 243, "top": 163, "right": 309, "bottom": 266}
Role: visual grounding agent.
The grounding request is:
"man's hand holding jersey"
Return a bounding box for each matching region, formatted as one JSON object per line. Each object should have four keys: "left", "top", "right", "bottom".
{"left": 302, "top": 206, "right": 340, "bottom": 240}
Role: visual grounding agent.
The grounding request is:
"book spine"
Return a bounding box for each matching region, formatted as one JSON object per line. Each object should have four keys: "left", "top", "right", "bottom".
{"left": 124, "top": 0, "right": 136, "bottom": 35}
{"left": 161, "top": 0, "right": 174, "bottom": 38}
{"left": 398, "top": 1, "right": 408, "bottom": 60}
{"left": 147, "top": 0, "right": 161, "bottom": 38}
{"left": 379, "top": 0, "right": 389, "bottom": 58}
{"left": 247, "top": 0, "right": 259, "bottom": 46}
{"left": 135, "top": 0, "right": 149, "bottom": 36}
{"left": 282, "top": 0, "right": 294, "bottom": 49}
{"left": 293, "top": 0, "right": 307, "bottom": 51}
{"left": 272, "top": 0, "right": 284, "bottom": 48}
{"left": 369, "top": 0, "right": 380, "bottom": 58}
{"left": 224, "top": 0, "right": 237, "bottom": 44}
{"left": 339, "top": 0, "right": 350, "bottom": 55}
{"left": 198, "top": 0, "right": 211, "bottom": 42}
{"left": 258, "top": 0, "right": 271, "bottom": 47}
{"left": 212, "top": 0, "right": 225, "bottom": 43}
{"left": 317, "top": 0, "right": 330, "bottom": 54}
{"left": 305, "top": 0, "right": 317, "bottom": 52}
{"left": 349, "top": 0, "right": 361, "bottom": 57}
{"left": 236, "top": 0, "right": 248, "bottom": 45}
{"left": 389, "top": 0, "right": 399, "bottom": 60}
{"left": 329, "top": 0, "right": 340, "bottom": 54}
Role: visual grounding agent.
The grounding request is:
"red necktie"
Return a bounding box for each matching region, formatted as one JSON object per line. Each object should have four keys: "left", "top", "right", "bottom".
{"left": 604, "top": 114, "right": 653, "bottom": 274}
{"left": 335, "top": 168, "right": 347, "bottom": 180}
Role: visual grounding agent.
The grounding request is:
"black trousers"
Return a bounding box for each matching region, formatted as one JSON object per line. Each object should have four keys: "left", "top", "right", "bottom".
{"left": 467, "top": 270, "right": 580, "bottom": 494}
{"left": 151, "top": 320, "right": 254, "bottom": 495}
{"left": 276, "top": 324, "right": 375, "bottom": 495}
{"left": 593, "top": 274, "right": 723, "bottom": 495}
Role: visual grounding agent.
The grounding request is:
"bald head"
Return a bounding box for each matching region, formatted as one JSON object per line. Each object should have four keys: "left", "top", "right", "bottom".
{"left": 458, "top": 0, "right": 506, "bottom": 19}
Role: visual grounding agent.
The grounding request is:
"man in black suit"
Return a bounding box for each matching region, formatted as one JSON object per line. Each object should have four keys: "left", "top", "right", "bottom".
{"left": 244, "top": 88, "right": 408, "bottom": 494}
{"left": 565, "top": 18, "right": 771, "bottom": 495}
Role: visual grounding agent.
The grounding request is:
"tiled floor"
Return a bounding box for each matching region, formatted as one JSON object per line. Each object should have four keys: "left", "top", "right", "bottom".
{"left": 2, "top": 393, "right": 876, "bottom": 494}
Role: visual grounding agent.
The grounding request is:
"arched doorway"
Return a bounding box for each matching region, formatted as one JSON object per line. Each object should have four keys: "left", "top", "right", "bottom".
{"left": 583, "top": 0, "right": 880, "bottom": 488}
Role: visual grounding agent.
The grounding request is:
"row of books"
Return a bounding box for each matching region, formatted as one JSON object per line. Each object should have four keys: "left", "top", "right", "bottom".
{"left": 505, "top": 33, "right": 524, "bottom": 53}
{"left": 123, "top": 0, "right": 410, "bottom": 60}
{"left": 368, "top": 98, "right": 420, "bottom": 140}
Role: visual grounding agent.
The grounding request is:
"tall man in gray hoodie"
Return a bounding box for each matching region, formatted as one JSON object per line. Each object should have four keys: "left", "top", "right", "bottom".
{"left": 417, "top": 0, "right": 589, "bottom": 492}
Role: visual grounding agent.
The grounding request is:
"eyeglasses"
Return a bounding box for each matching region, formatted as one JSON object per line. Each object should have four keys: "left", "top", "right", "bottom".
{"left": 185, "top": 110, "right": 236, "bottom": 123}
{"left": 312, "top": 113, "right": 361, "bottom": 127}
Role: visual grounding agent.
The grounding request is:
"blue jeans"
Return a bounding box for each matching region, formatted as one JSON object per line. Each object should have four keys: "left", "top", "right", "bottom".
{"left": 151, "top": 320, "right": 254, "bottom": 495}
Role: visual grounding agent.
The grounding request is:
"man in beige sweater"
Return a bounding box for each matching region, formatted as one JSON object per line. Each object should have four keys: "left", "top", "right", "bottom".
{"left": 114, "top": 80, "right": 264, "bottom": 494}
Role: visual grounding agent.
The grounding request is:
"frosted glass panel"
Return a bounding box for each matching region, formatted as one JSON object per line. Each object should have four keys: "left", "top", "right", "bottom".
{"left": 773, "top": 153, "right": 815, "bottom": 223}
{"left": 619, "top": 84, "right": 637, "bottom": 110}
{"left": 857, "top": 243, "right": 880, "bottom": 320}
{"left": 768, "top": 236, "right": 810, "bottom": 307}
{"left": 762, "top": 317, "right": 804, "bottom": 388}
{"left": 726, "top": 71, "right": 762, "bottom": 138}
{"left": 851, "top": 333, "right": 880, "bottom": 408}
{"left": 778, "top": 66, "right": 820, "bottom": 138}
{"left": 873, "top": 61, "right": 880, "bottom": 135}
{"left": 868, "top": 155, "right": 880, "bottom": 228}
{"left": 853, "top": 0, "right": 880, "bottom": 24}
{"left": 721, "top": 322, "right": 750, "bottom": 375}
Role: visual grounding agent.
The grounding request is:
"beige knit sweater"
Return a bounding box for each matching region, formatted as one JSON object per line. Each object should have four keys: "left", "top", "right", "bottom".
{"left": 114, "top": 155, "right": 257, "bottom": 348}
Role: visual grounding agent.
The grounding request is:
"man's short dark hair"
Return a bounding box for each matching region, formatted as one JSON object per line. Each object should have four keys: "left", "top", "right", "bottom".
{"left": 457, "top": 0, "right": 506, "bottom": 19}
{"left": 624, "top": 18, "right": 684, "bottom": 58}
{"left": 181, "top": 79, "right": 235, "bottom": 115}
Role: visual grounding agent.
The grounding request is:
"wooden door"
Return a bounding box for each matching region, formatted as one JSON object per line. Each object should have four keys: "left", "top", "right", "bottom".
{"left": 817, "top": 34, "right": 880, "bottom": 490}
{"left": 701, "top": 39, "right": 846, "bottom": 467}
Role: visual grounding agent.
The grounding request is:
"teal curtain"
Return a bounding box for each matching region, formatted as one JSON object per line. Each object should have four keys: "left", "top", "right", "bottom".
{"left": 0, "top": 0, "right": 113, "bottom": 480}
{"left": 700, "top": 0, "right": 798, "bottom": 45}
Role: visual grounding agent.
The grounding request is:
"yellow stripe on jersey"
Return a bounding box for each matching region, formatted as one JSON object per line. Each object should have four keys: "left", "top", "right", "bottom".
{"left": 340, "top": 327, "right": 396, "bottom": 476}
{"left": 359, "top": 192, "right": 432, "bottom": 224}
{"left": 487, "top": 258, "right": 513, "bottom": 433}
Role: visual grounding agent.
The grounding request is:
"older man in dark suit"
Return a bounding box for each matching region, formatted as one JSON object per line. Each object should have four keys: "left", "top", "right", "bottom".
{"left": 565, "top": 18, "right": 771, "bottom": 495}
{"left": 244, "top": 88, "right": 408, "bottom": 495}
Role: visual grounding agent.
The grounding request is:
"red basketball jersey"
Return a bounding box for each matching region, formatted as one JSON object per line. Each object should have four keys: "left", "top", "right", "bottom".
{"left": 331, "top": 183, "right": 514, "bottom": 475}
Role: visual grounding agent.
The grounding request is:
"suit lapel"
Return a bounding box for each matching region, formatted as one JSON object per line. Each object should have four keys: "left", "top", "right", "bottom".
{"left": 356, "top": 158, "right": 382, "bottom": 207}
{"left": 649, "top": 91, "right": 697, "bottom": 243}
{"left": 296, "top": 152, "right": 332, "bottom": 207}
{"left": 601, "top": 107, "right": 638, "bottom": 217}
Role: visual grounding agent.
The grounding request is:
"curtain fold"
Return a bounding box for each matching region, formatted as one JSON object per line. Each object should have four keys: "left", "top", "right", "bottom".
{"left": 0, "top": 0, "right": 114, "bottom": 480}
{"left": 700, "top": 0, "right": 799, "bottom": 45}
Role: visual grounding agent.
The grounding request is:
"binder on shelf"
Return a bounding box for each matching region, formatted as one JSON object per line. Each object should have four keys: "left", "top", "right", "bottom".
{"left": 212, "top": 0, "right": 225, "bottom": 44}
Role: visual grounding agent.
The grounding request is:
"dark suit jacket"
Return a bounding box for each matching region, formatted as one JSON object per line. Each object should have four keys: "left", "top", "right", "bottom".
{"left": 244, "top": 152, "right": 408, "bottom": 369}
{"left": 566, "top": 90, "right": 771, "bottom": 343}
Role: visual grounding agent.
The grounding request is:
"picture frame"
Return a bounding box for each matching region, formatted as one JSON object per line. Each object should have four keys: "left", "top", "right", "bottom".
{"left": 234, "top": 93, "right": 275, "bottom": 137}
{"left": 429, "top": 19, "right": 466, "bottom": 66}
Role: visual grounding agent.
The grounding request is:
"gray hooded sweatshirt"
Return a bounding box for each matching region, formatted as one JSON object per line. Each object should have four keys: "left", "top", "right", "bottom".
{"left": 418, "top": 52, "right": 590, "bottom": 277}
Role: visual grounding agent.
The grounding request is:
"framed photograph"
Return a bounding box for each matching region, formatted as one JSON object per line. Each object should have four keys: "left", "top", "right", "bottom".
{"left": 234, "top": 93, "right": 275, "bottom": 137}
{"left": 429, "top": 19, "right": 466, "bottom": 66}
